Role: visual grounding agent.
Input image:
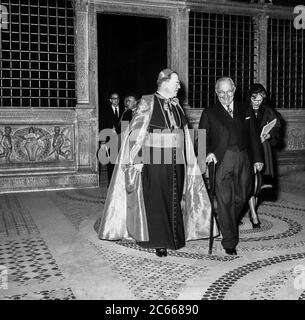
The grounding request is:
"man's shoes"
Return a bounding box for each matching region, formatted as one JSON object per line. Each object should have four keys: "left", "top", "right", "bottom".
{"left": 252, "top": 222, "right": 261, "bottom": 229}
{"left": 250, "top": 218, "right": 261, "bottom": 229}
{"left": 225, "top": 248, "right": 237, "bottom": 256}
{"left": 155, "top": 248, "right": 167, "bottom": 257}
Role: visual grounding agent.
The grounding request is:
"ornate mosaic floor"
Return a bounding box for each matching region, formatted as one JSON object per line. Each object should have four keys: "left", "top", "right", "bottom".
{"left": 1, "top": 170, "right": 305, "bottom": 300}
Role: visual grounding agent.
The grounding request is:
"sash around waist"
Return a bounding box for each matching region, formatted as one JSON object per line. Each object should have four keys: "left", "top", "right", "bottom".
{"left": 143, "top": 132, "right": 183, "bottom": 148}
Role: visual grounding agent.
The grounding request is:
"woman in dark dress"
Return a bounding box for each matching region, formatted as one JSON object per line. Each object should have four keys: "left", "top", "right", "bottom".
{"left": 248, "top": 83, "right": 282, "bottom": 228}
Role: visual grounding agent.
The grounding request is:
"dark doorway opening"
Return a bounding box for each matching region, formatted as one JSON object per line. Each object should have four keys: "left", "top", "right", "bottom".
{"left": 97, "top": 13, "right": 168, "bottom": 129}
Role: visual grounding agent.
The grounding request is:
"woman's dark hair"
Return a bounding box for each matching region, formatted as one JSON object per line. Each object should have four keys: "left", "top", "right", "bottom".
{"left": 247, "top": 83, "right": 268, "bottom": 107}
{"left": 249, "top": 83, "right": 267, "bottom": 98}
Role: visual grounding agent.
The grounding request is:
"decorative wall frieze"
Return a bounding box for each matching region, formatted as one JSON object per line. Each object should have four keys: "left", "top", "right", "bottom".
{"left": 0, "top": 173, "right": 98, "bottom": 194}
{"left": 0, "top": 108, "right": 78, "bottom": 173}
{"left": 286, "top": 127, "right": 305, "bottom": 151}
{"left": 0, "top": 125, "right": 75, "bottom": 166}
{"left": 278, "top": 110, "right": 305, "bottom": 152}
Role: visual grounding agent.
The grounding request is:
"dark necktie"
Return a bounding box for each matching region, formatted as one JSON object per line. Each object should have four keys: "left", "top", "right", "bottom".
{"left": 114, "top": 107, "right": 119, "bottom": 119}
{"left": 226, "top": 105, "right": 233, "bottom": 118}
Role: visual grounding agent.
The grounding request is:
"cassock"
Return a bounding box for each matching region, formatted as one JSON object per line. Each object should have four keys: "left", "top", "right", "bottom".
{"left": 94, "top": 93, "right": 218, "bottom": 249}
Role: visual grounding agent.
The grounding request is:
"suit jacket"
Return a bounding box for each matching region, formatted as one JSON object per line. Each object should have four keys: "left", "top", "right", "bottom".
{"left": 198, "top": 100, "right": 263, "bottom": 166}
{"left": 120, "top": 108, "right": 133, "bottom": 124}
{"left": 100, "top": 104, "right": 125, "bottom": 134}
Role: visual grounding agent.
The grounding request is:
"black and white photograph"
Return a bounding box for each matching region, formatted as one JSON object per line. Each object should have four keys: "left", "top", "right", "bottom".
{"left": 0, "top": 0, "right": 305, "bottom": 305}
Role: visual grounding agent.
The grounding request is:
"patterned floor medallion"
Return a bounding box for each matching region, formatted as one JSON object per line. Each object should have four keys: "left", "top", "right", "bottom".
{"left": 1, "top": 171, "right": 305, "bottom": 299}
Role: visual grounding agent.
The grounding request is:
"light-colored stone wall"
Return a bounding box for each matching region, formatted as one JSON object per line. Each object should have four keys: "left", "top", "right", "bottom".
{"left": 0, "top": 0, "right": 303, "bottom": 193}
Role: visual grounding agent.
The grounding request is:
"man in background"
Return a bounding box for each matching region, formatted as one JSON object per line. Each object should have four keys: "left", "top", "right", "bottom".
{"left": 121, "top": 94, "right": 138, "bottom": 123}
{"left": 99, "top": 92, "right": 125, "bottom": 185}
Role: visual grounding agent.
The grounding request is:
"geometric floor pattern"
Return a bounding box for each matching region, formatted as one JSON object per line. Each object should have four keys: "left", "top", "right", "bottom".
{"left": 0, "top": 170, "right": 305, "bottom": 300}
{"left": 0, "top": 194, "right": 39, "bottom": 238}
{"left": 91, "top": 241, "right": 208, "bottom": 300}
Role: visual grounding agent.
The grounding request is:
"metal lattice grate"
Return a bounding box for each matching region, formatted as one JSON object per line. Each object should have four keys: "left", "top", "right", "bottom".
{"left": 267, "top": 18, "right": 305, "bottom": 109}
{"left": 189, "top": 11, "right": 254, "bottom": 109}
{"left": 0, "top": 0, "right": 76, "bottom": 108}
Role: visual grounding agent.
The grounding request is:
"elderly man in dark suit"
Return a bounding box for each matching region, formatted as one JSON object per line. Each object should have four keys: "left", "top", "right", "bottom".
{"left": 199, "top": 77, "right": 264, "bottom": 255}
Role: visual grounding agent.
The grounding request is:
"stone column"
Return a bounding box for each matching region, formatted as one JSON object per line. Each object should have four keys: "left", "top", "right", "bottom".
{"left": 253, "top": 14, "right": 268, "bottom": 87}
{"left": 75, "top": 0, "right": 89, "bottom": 105}
{"left": 169, "top": 8, "right": 190, "bottom": 107}
{"left": 74, "top": 0, "right": 98, "bottom": 175}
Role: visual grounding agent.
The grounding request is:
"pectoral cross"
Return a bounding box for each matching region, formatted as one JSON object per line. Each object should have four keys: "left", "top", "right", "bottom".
{"left": 164, "top": 100, "right": 177, "bottom": 130}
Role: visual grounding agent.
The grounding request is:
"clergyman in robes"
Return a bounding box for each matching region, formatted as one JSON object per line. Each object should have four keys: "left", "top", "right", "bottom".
{"left": 94, "top": 68, "right": 217, "bottom": 257}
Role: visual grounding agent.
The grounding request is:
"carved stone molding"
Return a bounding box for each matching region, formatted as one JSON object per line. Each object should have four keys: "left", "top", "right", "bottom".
{"left": 74, "top": 0, "right": 89, "bottom": 12}
{"left": 0, "top": 173, "right": 98, "bottom": 194}
{"left": 0, "top": 108, "right": 77, "bottom": 123}
{"left": 184, "top": 107, "right": 202, "bottom": 129}
{"left": 93, "top": 0, "right": 187, "bottom": 10}
{"left": 253, "top": 14, "right": 268, "bottom": 87}
{"left": 75, "top": 4, "right": 89, "bottom": 104}
{"left": 76, "top": 108, "right": 98, "bottom": 170}
{"left": 88, "top": 1, "right": 98, "bottom": 109}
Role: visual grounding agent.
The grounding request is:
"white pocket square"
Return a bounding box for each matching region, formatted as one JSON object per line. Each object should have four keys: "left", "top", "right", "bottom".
{"left": 245, "top": 116, "right": 250, "bottom": 120}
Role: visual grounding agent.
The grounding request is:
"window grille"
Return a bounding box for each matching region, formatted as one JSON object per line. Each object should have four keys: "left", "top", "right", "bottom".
{"left": 267, "top": 18, "right": 305, "bottom": 109}
{"left": 0, "top": 0, "right": 76, "bottom": 108}
{"left": 189, "top": 11, "right": 254, "bottom": 108}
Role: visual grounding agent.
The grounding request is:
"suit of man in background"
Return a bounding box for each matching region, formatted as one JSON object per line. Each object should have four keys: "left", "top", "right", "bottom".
{"left": 199, "top": 77, "right": 264, "bottom": 255}
{"left": 100, "top": 92, "right": 125, "bottom": 185}
{"left": 121, "top": 94, "right": 138, "bottom": 123}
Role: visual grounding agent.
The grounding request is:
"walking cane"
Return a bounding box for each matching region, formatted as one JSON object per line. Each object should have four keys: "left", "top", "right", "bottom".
{"left": 208, "top": 160, "right": 216, "bottom": 254}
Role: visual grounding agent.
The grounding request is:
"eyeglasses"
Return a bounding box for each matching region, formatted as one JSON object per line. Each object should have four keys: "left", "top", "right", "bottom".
{"left": 216, "top": 90, "right": 234, "bottom": 98}
{"left": 111, "top": 97, "right": 119, "bottom": 100}
{"left": 251, "top": 94, "right": 264, "bottom": 101}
